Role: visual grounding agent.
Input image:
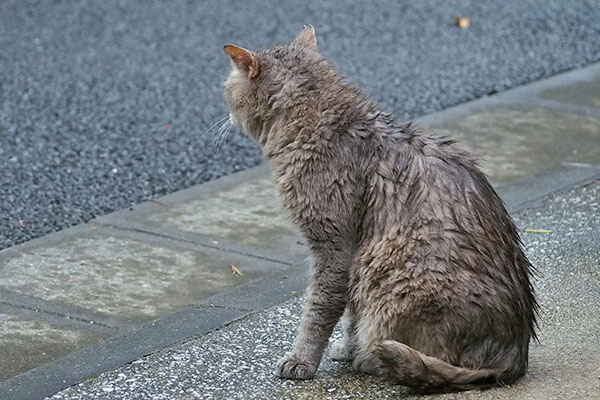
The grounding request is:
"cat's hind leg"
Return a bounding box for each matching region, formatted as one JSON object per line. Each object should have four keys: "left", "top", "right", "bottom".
{"left": 330, "top": 307, "right": 358, "bottom": 361}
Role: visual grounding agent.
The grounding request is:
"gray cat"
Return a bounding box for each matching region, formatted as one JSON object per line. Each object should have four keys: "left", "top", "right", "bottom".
{"left": 223, "top": 26, "right": 537, "bottom": 392}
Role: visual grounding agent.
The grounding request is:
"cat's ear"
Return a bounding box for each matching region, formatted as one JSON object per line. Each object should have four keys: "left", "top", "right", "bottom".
{"left": 223, "top": 44, "right": 260, "bottom": 79}
{"left": 295, "top": 24, "right": 317, "bottom": 49}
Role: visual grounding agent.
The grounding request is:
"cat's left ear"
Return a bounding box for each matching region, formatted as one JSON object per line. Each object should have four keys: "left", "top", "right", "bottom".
{"left": 295, "top": 24, "right": 317, "bottom": 49}
{"left": 223, "top": 44, "right": 260, "bottom": 79}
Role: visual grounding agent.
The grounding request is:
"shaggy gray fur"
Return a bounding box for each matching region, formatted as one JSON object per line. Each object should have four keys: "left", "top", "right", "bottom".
{"left": 223, "top": 26, "right": 537, "bottom": 392}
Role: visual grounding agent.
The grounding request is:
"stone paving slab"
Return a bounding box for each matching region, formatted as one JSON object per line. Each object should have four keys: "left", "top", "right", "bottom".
{"left": 538, "top": 66, "right": 600, "bottom": 110}
{"left": 47, "top": 181, "right": 600, "bottom": 400}
{"left": 422, "top": 104, "right": 600, "bottom": 184}
{"left": 0, "top": 222, "right": 289, "bottom": 382}
{"left": 99, "top": 164, "right": 307, "bottom": 265}
{"left": 0, "top": 224, "right": 284, "bottom": 323}
{"left": 0, "top": 288, "right": 120, "bottom": 382}
{"left": 418, "top": 63, "right": 600, "bottom": 186}
{"left": 0, "top": 310, "right": 108, "bottom": 382}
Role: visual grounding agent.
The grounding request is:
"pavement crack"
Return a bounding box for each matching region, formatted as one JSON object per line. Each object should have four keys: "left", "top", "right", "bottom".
{"left": 0, "top": 300, "right": 121, "bottom": 331}
{"left": 97, "top": 223, "right": 295, "bottom": 266}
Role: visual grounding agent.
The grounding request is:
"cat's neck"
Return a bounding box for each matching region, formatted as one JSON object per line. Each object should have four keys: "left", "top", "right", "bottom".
{"left": 259, "top": 83, "right": 378, "bottom": 159}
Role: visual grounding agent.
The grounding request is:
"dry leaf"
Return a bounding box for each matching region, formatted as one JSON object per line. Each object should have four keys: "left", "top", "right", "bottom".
{"left": 454, "top": 16, "right": 471, "bottom": 29}
{"left": 524, "top": 229, "right": 553, "bottom": 234}
{"left": 230, "top": 264, "right": 243, "bottom": 276}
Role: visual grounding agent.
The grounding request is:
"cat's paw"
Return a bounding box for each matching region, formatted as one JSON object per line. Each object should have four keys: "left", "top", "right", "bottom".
{"left": 275, "top": 353, "right": 317, "bottom": 380}
{"left": 330, "top": 338, "right": 353, "bottom": 361}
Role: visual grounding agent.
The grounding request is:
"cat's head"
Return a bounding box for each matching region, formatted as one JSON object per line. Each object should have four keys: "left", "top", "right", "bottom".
{"left": 223, "top": 25, "right": 323, "bottom": 142}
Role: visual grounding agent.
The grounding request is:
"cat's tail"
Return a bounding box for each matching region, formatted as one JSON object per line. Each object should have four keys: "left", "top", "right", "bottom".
{"left": 373, "top": 340, "right": 503, "bottom": 393}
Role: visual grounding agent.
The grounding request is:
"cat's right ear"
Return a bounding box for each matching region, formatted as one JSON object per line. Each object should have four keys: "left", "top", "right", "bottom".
{"left": 223, "top": 44, "right": 260, "bottom": 79}
{"left": 295, "top": 25, "right": 317, "bottom": 49}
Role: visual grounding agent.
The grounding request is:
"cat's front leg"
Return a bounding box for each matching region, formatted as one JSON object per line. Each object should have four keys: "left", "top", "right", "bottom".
{"left": 276, "top": 252, "right": 348, "bottom": 379}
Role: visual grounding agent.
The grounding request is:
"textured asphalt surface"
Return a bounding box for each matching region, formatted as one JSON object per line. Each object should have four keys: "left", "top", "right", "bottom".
{"left": 2, "top": 0, "right": 600, "bottom": 250}
{"left": 48, "top": 180, "right": 600, "bottom": 399}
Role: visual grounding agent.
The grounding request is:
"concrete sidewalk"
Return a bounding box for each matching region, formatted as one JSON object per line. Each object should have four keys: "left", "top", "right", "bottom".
{"left": 1, "top": 63, "right": 599, "bottom": 399}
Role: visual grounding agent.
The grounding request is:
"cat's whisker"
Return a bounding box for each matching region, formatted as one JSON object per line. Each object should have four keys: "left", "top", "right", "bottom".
{"left": 210, "top": 119, "right": 232, "bottom": 152}
{"left": 213, "top": 128, "right": 225, "bottom": 151}
{"left": 200, "top": 115, "right": 230, "bottom": 138}
{"left": 216, "top": 124, "right": 232, "bottom": 150}
{"left": 210, "top": 122, "right": 227, "bottom": 150}
{"left": 201, "top": 115, "right": 231, "bottom": 151}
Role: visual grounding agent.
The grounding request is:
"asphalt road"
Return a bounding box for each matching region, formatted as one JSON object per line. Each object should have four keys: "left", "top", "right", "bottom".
{"left": 2, "top": 0, "right": 600, "bottom": 250}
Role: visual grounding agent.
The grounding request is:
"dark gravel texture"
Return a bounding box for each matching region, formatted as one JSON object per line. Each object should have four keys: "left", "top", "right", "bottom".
{"left": 2, "top": 0, "right": 600, "bottom": 250}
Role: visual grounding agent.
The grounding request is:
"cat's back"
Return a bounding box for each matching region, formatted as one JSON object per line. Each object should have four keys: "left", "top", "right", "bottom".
{"left": 376, "top": 130, "right": 504, "bottom": 227}
{"left": 407, "top": 133, "right": 513, "bottom": 244}
{"left": 365, "top": 127, "right": 534, "bottom": 291}
{"left": 363, "top": 128, "right": 528, "bottom": 281}
{"left": 366, "top": 129, "right": 491, "bottom": 211}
